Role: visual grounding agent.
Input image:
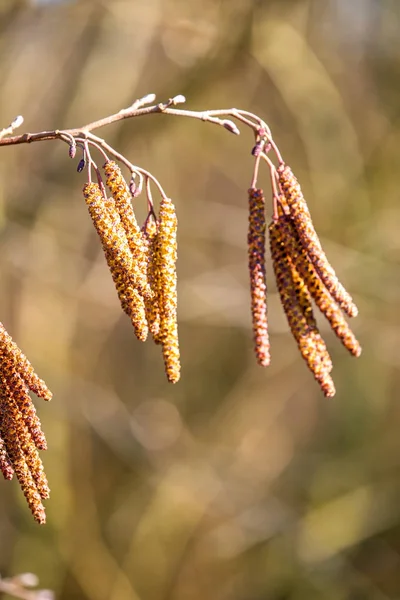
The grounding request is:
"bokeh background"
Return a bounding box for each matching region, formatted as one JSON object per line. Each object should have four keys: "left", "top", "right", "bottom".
{"left": 1, "top": 0, "right": 400, "bottom": 598}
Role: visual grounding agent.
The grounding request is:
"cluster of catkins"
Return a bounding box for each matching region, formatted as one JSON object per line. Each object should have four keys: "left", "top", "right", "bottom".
{"left": 83, "top": 160, "right": 180, "bottom": 384}
{"left": 248, "top": 163, "right": 361, "bottom": 397}
{"left": 0, "top": 323, "right": 52, "bottom": 523}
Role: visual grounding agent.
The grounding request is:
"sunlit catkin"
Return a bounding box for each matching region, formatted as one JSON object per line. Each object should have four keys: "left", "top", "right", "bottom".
{"left": 277, "top": 164, "right": 358, "bottom": 318}
{"left": 248, "top": 188, "right": 270, "bottom": 366}
{"left": 0, "top": 399, "right": 46, "bottom": 524}
{"left": 1, "top": 370, "right": 47, "bottom": 450}
{"left": 0, "top": 323, "right": 52, "bottom": 401}
{"left": 269, "top": 219, "right": 335, "bottom": 397}
{"left": 0, "top": 436, "right": 13, "bottom": 481}
{"left": 141, "top": 217, "right": 161, "bottom": 342}
{"left": 103, "top": 161, "right": 152, "bottom": 299}
{"left": 104, "top": 197, "right": 148, "bottom": 342}
{"left": 290, "top": 262, "right": 333, "bottom": 373}
{"left": 157, "top": 197, "right": 180, "bottom": 383}
{"left": 279, "top": 216, "right": 361, "bottom": 357}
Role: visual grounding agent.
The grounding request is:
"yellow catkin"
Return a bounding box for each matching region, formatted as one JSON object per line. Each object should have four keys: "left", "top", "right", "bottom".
{"left": 0, "top": 323, "right": 52, "bottom": 401}
{"left": 0, "top": 370, "right": 47, "bottom": 450}
{"left": 289, "top": 264, "right": 333, "bottom": 373}
{"left": 277, "top": 164, "right": 358, "bottom": 318}
{"left": 103, "top": 161, "right": 152, "bottom": 299}
{"left": 269, "top": 220, "right": 335, "bottom": 397}
{"left": 0, "top": 401, "right": 46, "bottom": 524}
{"left": 278, "top": 216, "right": 361, "bottom": 357}
{"left": 0, "top": 435, "right": 13, "bottom": 481}
{"left": 104, "top": 197, "right": 148, "bottom": 342}
{"left": 248, "top": 188, "right": 270, "bottom": 367}
{"left": 83, "top": 182, "right": 134, "bottom": 277}
{"left": 157, "top": 197, "right": 180, "bottom": 383}
{"left": 141, "top": 217, "right": 162, "bottom": 342}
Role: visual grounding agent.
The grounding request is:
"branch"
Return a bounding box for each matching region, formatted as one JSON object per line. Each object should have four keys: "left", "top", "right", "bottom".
{"left": 0, "top": 93, "right": 274, "bottom": 149}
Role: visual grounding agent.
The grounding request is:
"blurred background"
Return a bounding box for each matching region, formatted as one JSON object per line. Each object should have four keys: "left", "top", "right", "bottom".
{"left": 1, "top": 0, "right": 400, "bottom": 598}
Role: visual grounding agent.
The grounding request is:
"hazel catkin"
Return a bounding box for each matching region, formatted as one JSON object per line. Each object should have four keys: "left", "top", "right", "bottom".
{"left": 277, "top": 163, "right": 358, "bottom": 318}
{"left": 248, "top": 188, "right": 270, "bottom": 367}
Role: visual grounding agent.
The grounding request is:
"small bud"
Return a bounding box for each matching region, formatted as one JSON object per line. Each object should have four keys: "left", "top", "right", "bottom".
{"left": 222, "top": 120, "right": 240, "bottom": 135}
{"left": 11, "top": 115, "right": 24, "bottom": 129}
{"left": 251, "top": 142, "right": 263, "bottom": 157}
{"left": 171, "top": 95, "right": 186, "bottom": 105}
{"left": 129, "top": 176, "right": 137, "bottom": 197}
{"left": 77, "top": 158, "right": 85, "bottom": 173}
{"left": 68, "top": 143, "right": 76, "bottom": 159}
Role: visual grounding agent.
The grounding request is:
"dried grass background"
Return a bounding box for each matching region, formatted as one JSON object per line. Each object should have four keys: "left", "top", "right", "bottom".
{"left": 1, "top": 0, "right": 400, "bottom": 598}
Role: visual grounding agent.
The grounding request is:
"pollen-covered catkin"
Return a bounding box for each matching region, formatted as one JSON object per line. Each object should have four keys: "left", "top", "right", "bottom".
{"left": 0, "top": 400, "right": 46, "bottom": 524}
{"left": 104, "top": 197, "right": 148, "bottom": 342}
{"left": 269, "top": 219, "right": 336, "bottom": 397}
{"left": 277, "top": 164, "right": 358, "bottom": 318}
{"left": 279, "top": 215, "right": 361, "bottom": 357}
{"left": 157, "top": 197, "right": 180, "bottom": 383}
{"left": 0, "top": 436, "right": 13, "bottom": 480}
{"left": 0, "top": 370, "right": 47, "bottom": 450}
{"left": 1, "top": 392, "right": 49, "bottom": 499}
{"left": 103, "top": 161, "right": 152, "bottom": 299}
{"left": 290, "top": 262, "right": 333, "bottom": 373}
{"left": 83, "top": 182, "right": 134, "bottom": 277}
{"left": 83, "top": 183, "right": 148, "bottom": 341}
{"left": 141, "top": 217, "right": 162, "bottom": 342}
{"left": 248, "top": 188, "right": 270, "bottom": 367}
{"left": 0, "top": 323, "right": 52, "bottom": 401}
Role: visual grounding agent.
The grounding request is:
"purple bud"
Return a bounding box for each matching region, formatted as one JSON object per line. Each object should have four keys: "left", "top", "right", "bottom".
{"left": 77, "top": 158, "right": 85, "bottom": 173}
{"left": 129, "top": 178, "right": 136, "bottom": 196}
{"left": 69, "top": 144, "right": 76, "bottom": 159}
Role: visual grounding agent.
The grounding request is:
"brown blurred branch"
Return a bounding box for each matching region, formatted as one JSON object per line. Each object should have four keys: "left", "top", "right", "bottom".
{"left": 0, "top": 573, "right": 53, "bottom": 600}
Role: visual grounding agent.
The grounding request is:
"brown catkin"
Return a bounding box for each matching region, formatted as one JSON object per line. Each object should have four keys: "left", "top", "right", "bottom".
{"left": 104, "top": 197, "right": 148, "bottom": 342}
{"left": 0, "top": 391, "right": 49, "bottom": 499}
{"left": 269, "top": 219, "right": 335, "bottom": 397}
{"left": 157, "top": 197, "right": 180, "bottom": 383}
{"left": 277, "top": 164, "right": 358, "bottom": 318}
{"left": 278, "top": 216, "right": 361, "bottom": 357}
{"left": 0, "top": 436, "right": 13, "bottom": 480}
{"left": 0, "top": 401, "right": 46, "bottom": 524}
{"left": 290, "top": 263, "right": 333, "bottom": 373}
{"left": 103, "top": 161, "right": 152, "bottom": 299}
{"left": 0, "top": 370, "right": 47, "bottom": 450}
{"left": 248, "top": 188, "right": 270, "bottom": 366}
{"left": 141, "top": 218, "right": 162, "bottom": 342}
{"left": 0, "top": 323, "right": 52, "bottom": 401}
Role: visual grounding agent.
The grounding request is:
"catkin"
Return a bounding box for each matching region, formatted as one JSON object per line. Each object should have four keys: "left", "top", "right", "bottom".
{"left": 248, "top": 188, "right": 270, "bottom": 367}
{"left": 0, "top": 436, "right": 13, "bottom": 481}
{"left": 277, "top": 164, "right": 358, "bottom": 318}
{"left": 157, "top": 197, "right": 180, "bottom": 383}
{"left": 141, "top": 217, "right": 162, "bottom": 342}
{"left": 290, "top": 263, "right": 333, "bottom": 373}
{"left": 0, "top": 399, "right": 46, "bottom": 524}
{"left": 269, "top": 219, "right": 336, "bottom": 397}
{"left": 0, "top": 323, "right": 52, "bottom": 401}
{"left": 0, "top": 370, "right": 47, "bottom": 450}
{"left": 104, "top": 197, "right": 148, "bottom": 342}
{"left": 0, "top": 323, "right": 51, "bottom": 522}
{"left": 103, "top": 161, "right": 152, "bottom": 299}
{"left": 278, "top": 216, "right": 361, "bottom": 357}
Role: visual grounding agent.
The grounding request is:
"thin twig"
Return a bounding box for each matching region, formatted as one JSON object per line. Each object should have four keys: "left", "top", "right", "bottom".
{"left": 0, "top": 95, "right": 275, "bottom": 151}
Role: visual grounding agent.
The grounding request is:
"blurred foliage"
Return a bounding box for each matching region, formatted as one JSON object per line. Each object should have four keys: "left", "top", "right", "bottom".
{"left": 1, "top": 0, "right": 400, "bottom": 598}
